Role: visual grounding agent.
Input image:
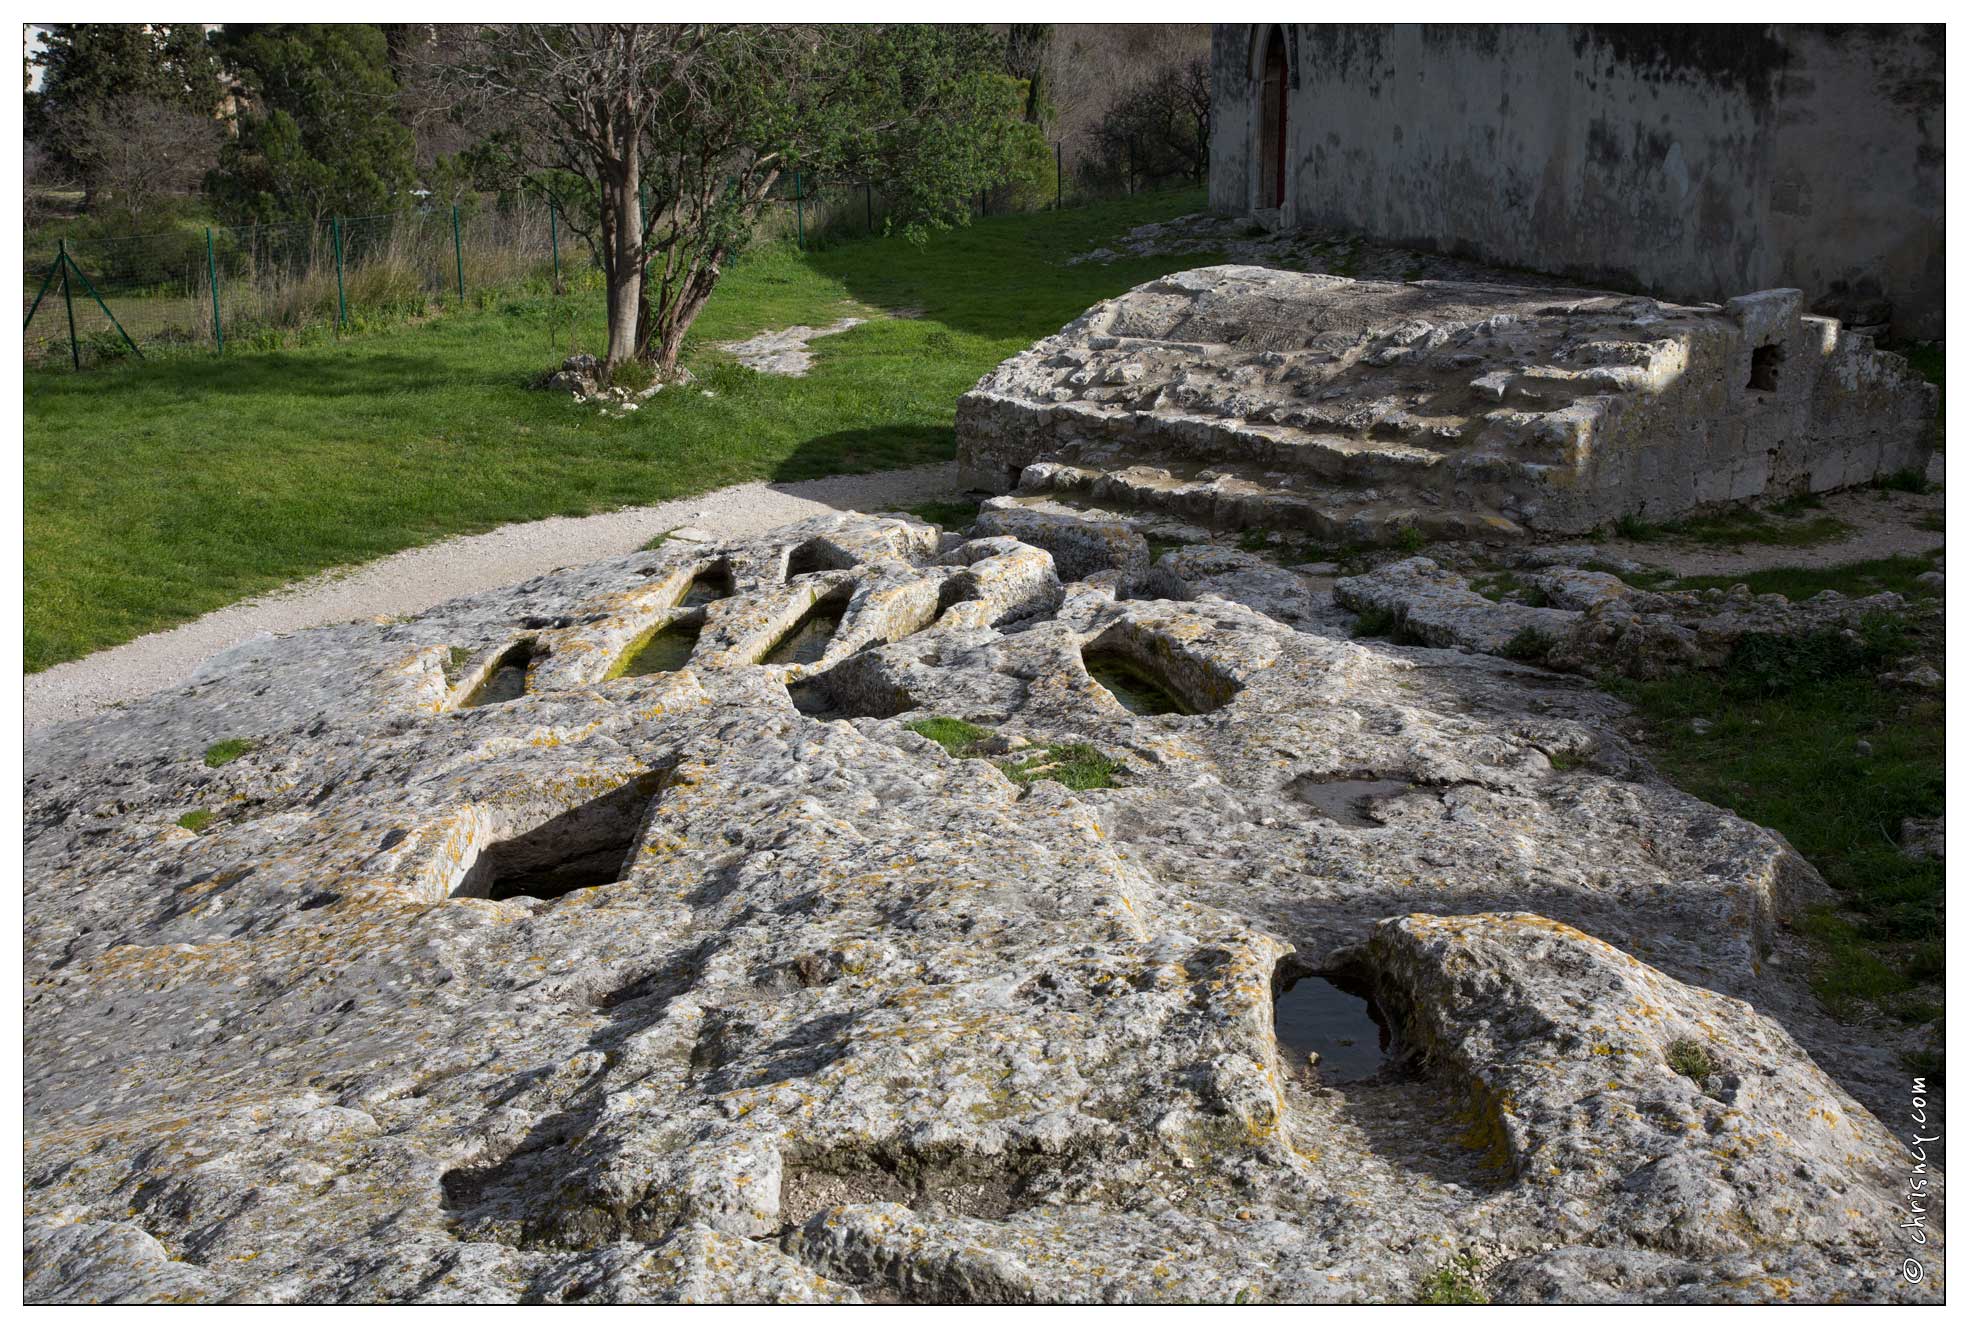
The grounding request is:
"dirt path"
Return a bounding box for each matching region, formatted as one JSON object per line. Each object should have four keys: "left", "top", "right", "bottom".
{"left": 25, "top": 463, "right": 970, "bottom": 733}
{"left": 1595, "top": 486, "right": 1945, "bottom": 578}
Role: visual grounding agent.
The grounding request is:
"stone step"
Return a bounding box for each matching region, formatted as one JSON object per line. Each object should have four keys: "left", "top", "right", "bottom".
{"left": 1035, "top": 405, "right": 1459, "bottom": 486}
{"left": 960, "top": 267, "right": 1939, "bottom": 540}
{"left": 995, "top": 472, "right": 1526, "bottom": 547}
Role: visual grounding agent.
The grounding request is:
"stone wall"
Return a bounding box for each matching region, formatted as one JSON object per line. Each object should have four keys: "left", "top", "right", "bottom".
{"left": 1209, "top": 24, "right": 1945, "bottom": 338}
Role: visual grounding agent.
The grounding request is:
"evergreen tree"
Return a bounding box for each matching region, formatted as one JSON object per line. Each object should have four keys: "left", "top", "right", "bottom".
{"left": 207, "top": 24, "right": 415, "bottom": 225}
{"left": 26, "top": 24, "right": 222, "bottom": 193}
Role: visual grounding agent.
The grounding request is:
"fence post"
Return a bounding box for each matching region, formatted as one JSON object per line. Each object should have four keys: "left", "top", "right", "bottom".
{"left": 865, "top": 181, "right": 872, "bottom": 234}
{"left": 549, "top": 199, "right": 561, "bottom": 287}
{"left": 794, "top": 171, "right": 804, "bottom": 251}
{"left": 64, "top": 251, "right": 142, "bottom": 360}
{"left": 206, "top": 227, "right": 223, "bottom": 352}
{"left": 1056, "top": 142, "right": 1063, "bottom": 210}
{"left": 452, "top": 205, "right": 465, "bottom": 302}
{"left": 331, "top": 217, "right": 348, "bottom": 331}
{"left": 1127, "top": 140, "right": 1135, "bottom": 195}
{"left": 23, "top": 250, "right": 62, "bottom": 333}
{"left": 59, "top": 238, "right": 79, "bottom": 371}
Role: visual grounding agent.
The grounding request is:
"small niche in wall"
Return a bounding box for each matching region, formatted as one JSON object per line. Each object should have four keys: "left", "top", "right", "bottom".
{"left": 1747, "top": 342, "right": 1785, "bottom": 392}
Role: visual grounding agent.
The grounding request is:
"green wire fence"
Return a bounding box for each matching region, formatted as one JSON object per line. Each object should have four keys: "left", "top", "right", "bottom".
{"left": 25, "top": 144, "right": 1180, "bottom": 369}
{"left": 23, "top": 199, "right": 565, "bottom": 369}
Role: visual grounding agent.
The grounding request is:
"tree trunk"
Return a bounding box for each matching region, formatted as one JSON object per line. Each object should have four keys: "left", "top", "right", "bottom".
{"left": 601, "top": 136, "right": 644, "bottom": 368}
{"left": 651, "top": 254, "right": 722, "bottom": 375}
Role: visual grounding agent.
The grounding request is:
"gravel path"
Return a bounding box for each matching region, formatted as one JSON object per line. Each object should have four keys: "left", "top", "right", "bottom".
{"left": 26, "top": 463, "right": 970, "bottom": 732}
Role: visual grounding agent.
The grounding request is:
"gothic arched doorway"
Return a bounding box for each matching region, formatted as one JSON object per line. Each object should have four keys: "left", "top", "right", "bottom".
{"left": 1258, "top": 26, "right": 1288, "bottom": 209}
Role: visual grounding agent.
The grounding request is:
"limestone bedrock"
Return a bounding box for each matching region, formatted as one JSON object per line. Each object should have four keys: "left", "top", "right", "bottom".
{"left": 23, "top": 512, "right": 1938, "bottom": 1303}
{"left": 955, "top": 266, "right": 1937, "bottom": 544}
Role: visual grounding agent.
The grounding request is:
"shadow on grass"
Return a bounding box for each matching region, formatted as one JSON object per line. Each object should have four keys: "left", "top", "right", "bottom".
{"left": 25, "top": 349, "right": 486, "bottom": 404}
{"left": 766, "top": 424, "right": 956, "bottom": 487}
{"left": 799, "top": 188, "right": 1219, "bottom": 341}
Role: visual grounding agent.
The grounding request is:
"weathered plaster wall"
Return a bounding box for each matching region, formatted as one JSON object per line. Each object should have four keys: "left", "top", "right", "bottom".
{"left": 1209, "top": 24, "right": 1944, "bottom": 337}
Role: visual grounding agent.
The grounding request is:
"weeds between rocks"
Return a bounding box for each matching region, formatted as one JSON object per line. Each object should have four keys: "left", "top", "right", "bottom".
{"left": 202, "top": 738, "right": 256, "bottom": 768}
{"left": 1668, "top": 551, "right": 1943, "bottom": 602}
{"left": 997, "top": 743, "right": 1119, "bottom": 792}
{"left": 1469, "top": 572, "right": 1552, "bottom": 606}
{"left": 1870, "top": 467, "right": 1932, "bottom": 495}
{"left": 1348, "top": 605, "right": 1431, "bottom": 648}
{"left": 1499, "top": 627, "right": 1555, "bottom": 663}
{"left": 1666, "top": 1037, "right": 1718, "bottom": 1083}
{"left": 1418, "top": 1252, "right": 1487, "bottom": 1305}
{"left": 902, "top": 717, "right": 1121, "bottom": 792}
{"left": 1348, "top": 606, "right": 1400, "bottom": 641}
{"left": 903, "top": 716, "right": 993, "bottom": 756}
{"left": 901, "top": 499, "right": 981, "bottom": 531}
{"left": 1615, "top": 507, "right": 1854, "bottom": 549}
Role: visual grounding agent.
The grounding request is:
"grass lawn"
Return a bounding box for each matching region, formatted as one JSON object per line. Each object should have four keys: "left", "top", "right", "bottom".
{"left": 1608, "top": 559, "right": 1945, "bottom": 1050}
{"left": 24, "top": 188, "right": 1214, "bottom": 671}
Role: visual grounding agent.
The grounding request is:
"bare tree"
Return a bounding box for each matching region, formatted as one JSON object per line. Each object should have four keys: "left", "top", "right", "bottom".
{"left": 385, "top": 24, "right": 487, "bottom": 180}
{"left": 1042, "top": 24, "right": 1209, "bottom": 148}
{"left": 455, "top": 22, "right": 1027, "bottom": 374}
{"left": 56, "top": 94, "right": 222, "bottom": 220}
{"left": 1088, "top": 55, "right": 1213, "bottom": 191}
{"left": 24, "top": 142, "right": 72, "bottom": 223}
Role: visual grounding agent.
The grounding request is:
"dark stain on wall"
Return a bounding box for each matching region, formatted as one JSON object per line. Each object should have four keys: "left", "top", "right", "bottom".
{"left": 1573, "top": 24, "right": 1791, "bottom": 103}
{"left": 1420, "top": 24, "right": 1502, "bottom": 59}
{"left": 1300, "top": 25, "right": 1387, "bottom": 81}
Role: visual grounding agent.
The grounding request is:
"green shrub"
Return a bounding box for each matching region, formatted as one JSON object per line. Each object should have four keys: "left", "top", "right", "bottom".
{"left": 176, "top": 808, "right": 215, "bottom": 833}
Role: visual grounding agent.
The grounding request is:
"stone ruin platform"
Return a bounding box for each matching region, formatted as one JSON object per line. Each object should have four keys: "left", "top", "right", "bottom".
{"left": 956, "top": 265, "right": 1937, "bottom": 545}
{"left": 23, "top": 511, "right": 1938, "bottom": 1304}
